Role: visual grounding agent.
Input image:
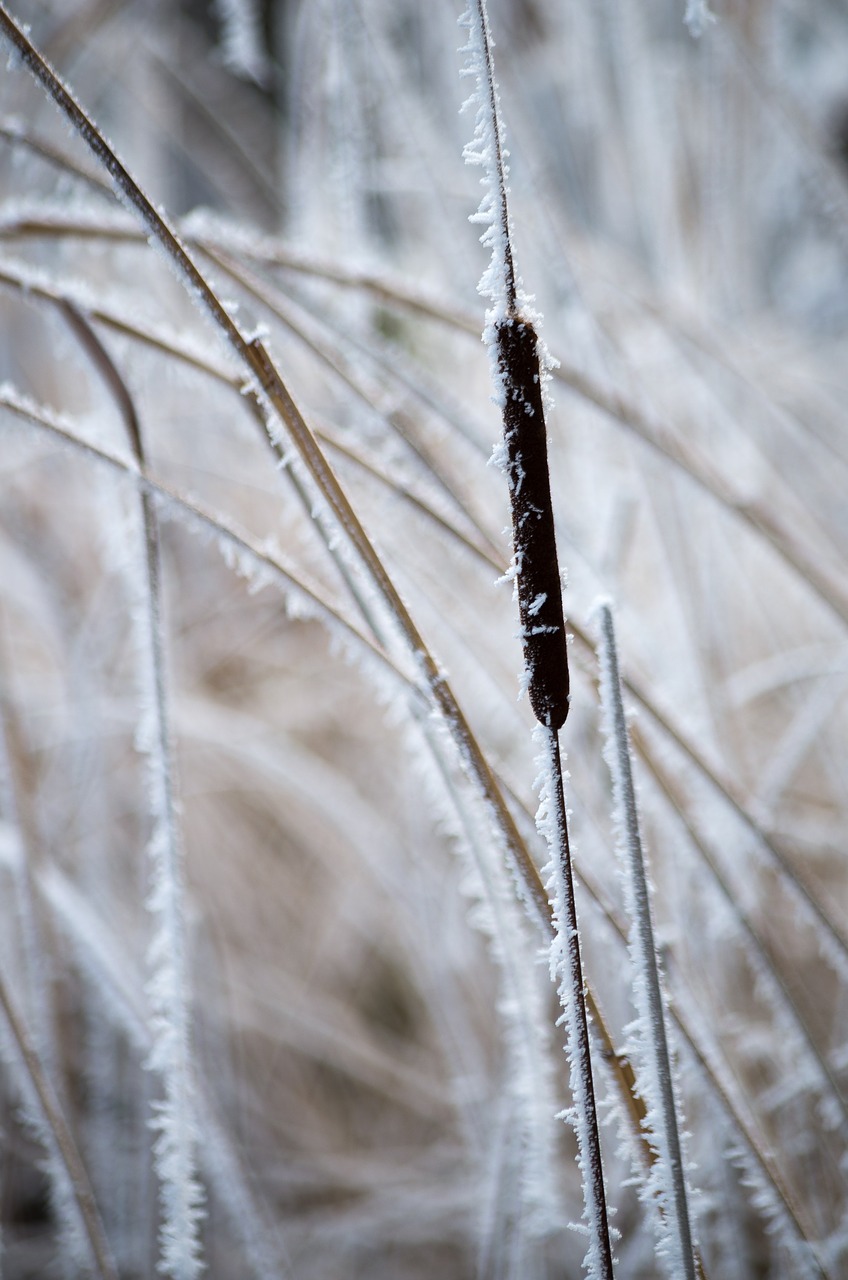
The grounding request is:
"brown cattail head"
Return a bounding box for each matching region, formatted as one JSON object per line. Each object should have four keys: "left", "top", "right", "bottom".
{"left": 495, "top": 316, "right": 569, "bottom": 730}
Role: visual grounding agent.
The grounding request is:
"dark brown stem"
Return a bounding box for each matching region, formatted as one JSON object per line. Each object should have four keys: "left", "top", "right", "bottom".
{"left": 547, "top": 727, "right": 615, "bottom": 1279}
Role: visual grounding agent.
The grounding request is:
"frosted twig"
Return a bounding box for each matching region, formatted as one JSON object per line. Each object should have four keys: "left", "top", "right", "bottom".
{"left": 539, "top": 726, "right": 616, "bottom": 1279}
{"left": 57, "top": 302, "right": 205, "bottom": 1278}
{"left": 596, "top": 603, "right": 696, "bottom": 1280}
{"left": 460, "top": 0, "right": 517, "bottom": 318}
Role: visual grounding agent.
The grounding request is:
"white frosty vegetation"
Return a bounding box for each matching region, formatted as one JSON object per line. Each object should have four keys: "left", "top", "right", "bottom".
{"left": 595, "top": 601, "right": 697, "bottom": 1280}
{"left": 459, "top": 0, "right": 517, "bottom": 329}
{"left": 112, "top": 480, "right": 204, "bottom": 1280}
{"left": 42, "top": 283, "right": 207, "bottom": 1275}
{"left": 0, "top": 30, "right": 588, "bottom": 1280}
{"left": 0, "top": 1, "right": 845, "bottom": 1276}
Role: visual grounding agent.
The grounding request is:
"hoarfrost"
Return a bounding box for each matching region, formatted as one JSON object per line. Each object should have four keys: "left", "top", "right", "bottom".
{"left": 459, "top": 1, "right": 517, "bottom": 327}
{"left": 214, "top": 0, "right": 269, "bottom": 84}
{"left": 116, "top": 478, "right": 206, "bottom": 1278}
{"left": 535, "top": 724, "right": 616, "bottom": 1279}
{"left": 595, "top": 601, "right": 697, "bottom": 1280}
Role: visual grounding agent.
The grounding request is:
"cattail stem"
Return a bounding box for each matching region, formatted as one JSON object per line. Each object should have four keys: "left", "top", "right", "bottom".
{"left": 544, "top": 726, "right": 616, "bottom": 1280}
{"left": 473, "top": 0, "right": 517, "bottom": 313}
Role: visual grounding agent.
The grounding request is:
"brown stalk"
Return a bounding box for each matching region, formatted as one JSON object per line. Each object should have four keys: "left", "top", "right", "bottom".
{"left": 0, "top": 974, "right": 119, "bottom": 1280}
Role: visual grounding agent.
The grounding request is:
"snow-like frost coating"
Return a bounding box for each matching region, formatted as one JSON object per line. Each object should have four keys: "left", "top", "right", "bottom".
{"left": 459, "top": 1, "right": 515, "bottom": 327}
{"left": 534, "top": 724, "right": 616, "bottom": 1279}
{"left": 595, "top": 601, "right": 697, "bottom": 1280}
{"left": 116, "top": 482, "right": 206, "bottom": 1280}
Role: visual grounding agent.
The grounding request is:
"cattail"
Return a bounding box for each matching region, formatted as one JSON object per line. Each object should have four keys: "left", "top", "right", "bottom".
{"left": 495, "top": 315, "right": 569, "bottom": 730}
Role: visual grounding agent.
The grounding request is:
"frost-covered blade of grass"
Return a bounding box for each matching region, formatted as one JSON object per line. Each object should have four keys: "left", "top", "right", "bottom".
{"left": 38, "top": 861, "right": 292, "bottom": 1280}
{"left": 678, "top": 1005, "right": 830, "bottom": 1280}
{"left": 0, "top": 972, "right": 118, "bottom": 1280}
{"left": 51, "top": 296, "right": 206, "bottom": 1277}
{"left": 459, "top": 0, "right": 516, "bottom": 322}
{"left": 75, "top": 314, "right": 205, "bottom": 1276}
{"left": 596, "top": 602, "right": 697, "bottom": 1279}
{"left": 130, "top": 492, "right": 205, "bottom": 1280}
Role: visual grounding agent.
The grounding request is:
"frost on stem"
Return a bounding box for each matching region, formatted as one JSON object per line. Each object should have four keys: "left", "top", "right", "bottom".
{"left": 459, "top": 0, "right": 516, "bottom": 322}
{"left": 535, "top": 725, "right": 616, "bottom": 1280}
{"left": 595, "top": 602, "right": 697, "bottom": 1280}
{"left": 122, "top": 485, "right": 205, "bottom": 1280}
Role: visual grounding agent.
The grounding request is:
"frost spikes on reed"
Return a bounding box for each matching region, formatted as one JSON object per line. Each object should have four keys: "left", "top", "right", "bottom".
{"left": 595, "top": 601, "right": 697, "bottom": 1280}
{"left": 537, "top": 726, "right": 616, "bottom": 1280}
{"left": 459, "top": 0, "right": 516, "bottom": 321}
{"left": 121, "top": 452, "right": 206, "bottom": 1280}
{"left": 56, "top": 297, "right": 206, "bottom": 1278}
